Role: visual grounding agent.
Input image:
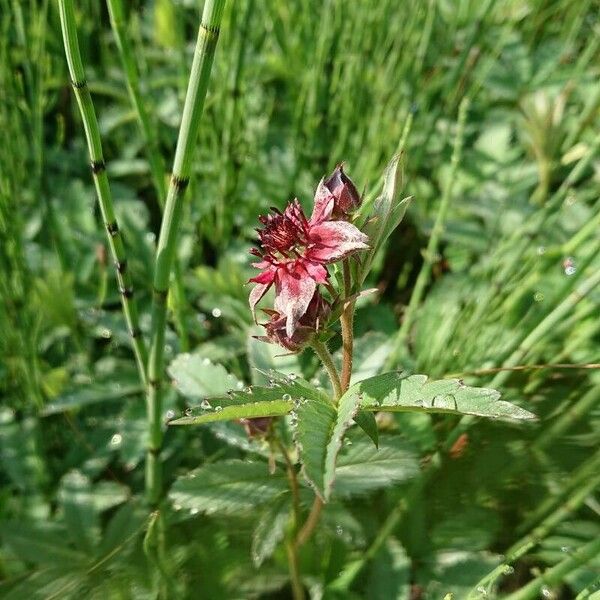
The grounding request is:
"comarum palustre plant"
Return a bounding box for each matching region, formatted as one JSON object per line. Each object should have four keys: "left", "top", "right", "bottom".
{"left": 170, "top": 157, "right": 535, "bottom": 599}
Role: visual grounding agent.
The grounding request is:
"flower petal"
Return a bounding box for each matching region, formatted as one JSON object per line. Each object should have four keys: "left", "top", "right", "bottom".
{"left": 304, "top": 260, "right": 329, "bottom": 283}
{"left": 249, "top": 266, "right": 277, "bottom": 285}
{"left": 310, "top": 179, "right": 335, "bottom": 225}
{"left": 274, "top": 268, "right": 317, "bottom": 338}
{"left": 307, "top": 221, "right": 369, "bottom": 263}
{"left": 249, "top": 282, "right": 272, "bottom": 320}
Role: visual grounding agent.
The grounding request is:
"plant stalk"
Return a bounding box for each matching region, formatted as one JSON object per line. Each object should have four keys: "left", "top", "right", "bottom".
{"left": 340, "top": 259, "right": 355, "bottom": 391}
{"left": 146, "top": 0, "right": 226, "bottom": 506}
{"left": 310, "top": 339, "right": 343, "bottom": 401}
{"left": 106, "top": 0, "right": 190, "bottom": 351}
{"left": 58, "top": 0, "right": 148, "bottom": 385}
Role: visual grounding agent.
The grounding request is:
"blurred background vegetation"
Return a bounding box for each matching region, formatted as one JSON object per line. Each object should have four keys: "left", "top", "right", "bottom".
{"left": 1, "top": 0, "right": 599, "bottom": 598}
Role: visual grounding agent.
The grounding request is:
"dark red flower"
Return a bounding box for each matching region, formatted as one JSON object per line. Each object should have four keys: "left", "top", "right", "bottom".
{"left": 249, "top": 198, "right": 367, "bottom": 336}
{"left": 313, "top": 164, "right": 361, "bottom": 221}
{"left": 256, "top": 292, "right": 330, "bottom": 352}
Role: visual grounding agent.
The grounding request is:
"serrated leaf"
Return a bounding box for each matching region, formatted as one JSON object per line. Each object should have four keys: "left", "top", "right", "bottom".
{"left": 169, "top": 399, "right": 292, "bottom": 425}
{"left": 342, "top": 372, "right": 535, "bottom": 420}
{"left": 168, "top": 354, "right": 241, "bottom": 399}
{"left": 251, "top": 495, "right": 290, "bottom": 567}
{"left": 293, "top": 395, "right": 337, "bottom": 501}
{"left": 169, "top": 460, "right": 288, "bottom": 516}
{"left": 334, "top": 436, "right": 419, "bottom": 497}
{"left": 322, "top": 385, "right": 364, "bottom": 500}
{"left": 169, "top": 370, "right": 330, "bottom": 426}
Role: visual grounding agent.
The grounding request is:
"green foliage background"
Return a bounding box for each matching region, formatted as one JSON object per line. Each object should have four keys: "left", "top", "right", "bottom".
{"left": 1, "top": 0, "right": 599, "bottom": 598}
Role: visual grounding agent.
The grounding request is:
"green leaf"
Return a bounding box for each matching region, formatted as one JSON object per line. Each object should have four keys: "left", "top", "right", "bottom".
{"left": 168, "top": 370, "right": 328, "bottom": 426}
{"left": 168, "top": 399, "right": 292, "bottom": 425}
{"left": 293, "top": 394, "right": 337, "bottom": 500}
{"left": 169, "top": 460, "right": 288, "bottom": 516}
{"left": 322, "top": 384, "right": 365, "bottom": 500}
{"left": 251, "top": 495, "right": 290, "bottom": 567}
{"left": 343, "top": 372, "right": 535, "bottom": 420}
{"left": 367, "top": 539, "right": 411, "bottom": 600}
{"left": 2, "top": 522, "right": 87, "bottom": 567}
{"left": 334, "top": 436, "right": 419, "bottom": 498}
{"left": 357, "top": 155, "right": 412, "bottom": 285}
{"left": 168, "top": 354, "right": 242, "bottom": 399}
{"left": 353, "top": 410, "right": 379, "bottom": 448}
{"left": 58, "top": 471, "right": 99, "bottom": 553}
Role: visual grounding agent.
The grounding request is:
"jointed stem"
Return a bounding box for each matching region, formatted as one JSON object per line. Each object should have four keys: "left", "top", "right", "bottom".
{"left": 146, "top": 0, "right": 226, "bottom": 506}
{"left": 58, "top": 0, "right": 147, "bottom": 386}
{"left": 106, "top": 0, "right": 190, "bottom": 351}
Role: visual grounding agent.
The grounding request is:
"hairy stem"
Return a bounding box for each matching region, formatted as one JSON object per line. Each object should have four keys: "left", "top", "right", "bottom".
{"left": 274, "top": 436, "right": 304, "bottom": 599}
{"left": 340, "top": 260, "right": 355, "bottom": 391}
{"left": 58, "top": 0, "right": 147, "bottom": 385}
{"left": 146, "top": 0, "right": 226, "bottom": 506}
{"left": 285, "top": 540, "right": 305, "bottom": 600}
{"left": 310, "top": 339, "right": 343, "bottom": 401}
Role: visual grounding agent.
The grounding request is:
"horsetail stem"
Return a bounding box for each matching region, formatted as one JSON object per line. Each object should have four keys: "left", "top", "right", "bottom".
{"left": 58, "top": 0, "right": 148, "bottom": 385}
{"left": 146, "top": 0, "right": 226, "bottom": 506}
{"left": 106, "top": 0, "right": 190, "bottom": 351}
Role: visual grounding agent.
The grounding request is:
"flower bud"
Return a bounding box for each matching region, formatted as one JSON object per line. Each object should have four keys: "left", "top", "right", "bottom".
{"left": 257, "top": 292, "right": 330, "bottom": 352}
{"left": 317, "top": 164, "right": 361, "bottom": 219}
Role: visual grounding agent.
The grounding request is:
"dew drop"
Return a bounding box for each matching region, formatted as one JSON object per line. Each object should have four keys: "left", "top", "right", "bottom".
{"left": 190, "top": 507, "right": 199, "bottom": 516}
{"left": 537, "top": 245, "right": 546, "bottom": 255}
{"left": 215, "top": 406, "right": 223, "bottom": 412}
{"left": 165, "top": 409, "right": 175, "bottom": 420}
{"left": 541, "top": 587, "right": 553, "bottom": 599}
{"left": 173, "top": 503, "right": 182, "bottom": 511}
{"left": 533, "top": 291, "right": 544, "bottom": 302}
{"left": 288, "top": 373, "right": 297, "bottom": 380}
{"left": 211, "top": 307, "right": 222, "bottom": 318}
{"left": 100, "top": 328, "right": 112, "bottom": 339}
{"left": 503, "top": 565, "right": 514, "bottom": 575}
{"left": 201, "top": 399, "right": 212, "bottom": 410}
{"left": 110, "top": 433, "right": 122, "bottom": 447}
{"left": 185, "top": 407, "right": 193, "bottom": 417}
{"left": 476, "top": 587, "right": 487, "bottom": 596}
{"left": 282, "top": 393, "right": 292, "bottom": 401}
{"left": 335, "top": 525, "right": 343, "bottom": 536}
{"left": 563, "top": 257, "right": 576, "bottom": 276}
{"left": 202, "top": 357, "right": 211, "bottom": 366}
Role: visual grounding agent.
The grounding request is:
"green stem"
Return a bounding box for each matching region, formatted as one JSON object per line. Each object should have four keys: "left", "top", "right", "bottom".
{"left": 503, "top": 536, "right": 600, "bottom": 600}
{"left": 388, "top": 97, "right": 470, "bottom": 366}
{"left": 468, "top": 451, "right": 600, "bottom": 598}
{"left": 145, "top": 0, "right": 226, "bottom": 506}
{"left": 340, "top": 260, "right": 355, "bottom": 391}
{"left": 285, "top": 540, "right": 305, "bottom": 600}
{"left": 310, "top": 339, "right": 343, "bottom": 401}
{"left": 106, "top": 0, "right": 190, "bottom": 352}
{"left": 58, "top": 0, "right": 148, "bottom": 385}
